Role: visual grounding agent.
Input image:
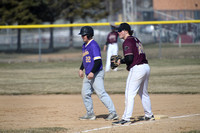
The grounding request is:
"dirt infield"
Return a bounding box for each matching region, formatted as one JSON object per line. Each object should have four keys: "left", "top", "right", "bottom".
{"left": 0, "top": 94, "right": 200, "bottom": 133}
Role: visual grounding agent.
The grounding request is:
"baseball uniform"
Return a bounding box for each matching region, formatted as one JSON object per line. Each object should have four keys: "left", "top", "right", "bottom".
{"left": 121, "top": 36, "right": 153, "bottom": 121}
{"left": 105, "top": 31, "right": 119, "bottom": 72}
{"left": 81, "top": 39, "right": 117, "bottom": 116}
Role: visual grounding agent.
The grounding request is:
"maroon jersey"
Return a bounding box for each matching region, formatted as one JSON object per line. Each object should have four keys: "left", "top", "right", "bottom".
{"left": 106, "top": 31, "right": 118, "bottom": 44}
{"left": 122, "top": 36, "right": 148, "bottom": 71}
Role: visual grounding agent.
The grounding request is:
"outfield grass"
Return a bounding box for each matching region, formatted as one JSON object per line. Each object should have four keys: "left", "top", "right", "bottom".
{"left": 0, "top": 44, "right": 199, "bottom": 95}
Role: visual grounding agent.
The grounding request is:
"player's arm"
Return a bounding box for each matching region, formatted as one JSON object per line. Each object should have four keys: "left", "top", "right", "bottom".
{"left": 103, "top": 44, "right": 107, "bottom": 51}
{"left": 104, "top": 40, "right": 109, "bottom": 51}
{"left": 79, "top": 62, "right": 84, "bottom": 78}
{"left": 80, "top": 61, "right": 84, "bottom": 70}
{"left": 120, "top": 41, "right": 134, "bottom": 66}
{"left": 120, "top": 55, "right": 134, "bottom": 66}
{"left": 87, "top": 59, "right": 101, "bottom": 80}
{"left": 104, "top": 33, "right": 110, "bottom": 51}
{"left": 106, "top": 33, "right": 110, "bottom": 45}
{"left": 91, "top": 59, "right": 101, "bottom": 73}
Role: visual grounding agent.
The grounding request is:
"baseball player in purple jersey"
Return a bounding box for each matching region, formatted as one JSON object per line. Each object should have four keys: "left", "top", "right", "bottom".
{"left": 104, "top": 25, "right": 119, "bottom": 72}
{"left": 78, "top": 26, "right": 118, "bottom": 120}
{"left": 112, "top": 23, "right": 154, "bottom": 125}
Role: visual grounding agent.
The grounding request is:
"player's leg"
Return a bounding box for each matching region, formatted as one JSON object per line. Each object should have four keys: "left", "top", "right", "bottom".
{"left": 112, "top": 43, "right": 118, "bottom": 55}
{"left": 105, "top": 44, "right": 112, "bottom": 72}
{"left": 122, "top": 66, "right": 145, "bottom": 121}
{"left": 138, "top": 64, "right": 154, "bottom": 118}
{"left": 92, "top": 70, "right": 117, "bottom": 114}
{"left": 112, "top": 43, "right": 119, "bottom": 71}
{"left": 81, "top": 76, "right": 94, "bottom": 116}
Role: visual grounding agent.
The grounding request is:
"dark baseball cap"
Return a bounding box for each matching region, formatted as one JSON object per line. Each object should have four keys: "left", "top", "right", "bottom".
{"left": 117, "top": 23, "right": 131, "bottom": 32}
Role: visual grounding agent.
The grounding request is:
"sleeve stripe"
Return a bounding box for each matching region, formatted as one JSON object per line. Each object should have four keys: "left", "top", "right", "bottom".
{"left": 94, "top": 56, "right": 101, "bottom": 60}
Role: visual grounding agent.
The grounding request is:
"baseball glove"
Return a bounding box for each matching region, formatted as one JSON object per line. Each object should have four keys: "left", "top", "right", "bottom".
{"left": 110, "top": 55, "right": 122, "bottom": 69}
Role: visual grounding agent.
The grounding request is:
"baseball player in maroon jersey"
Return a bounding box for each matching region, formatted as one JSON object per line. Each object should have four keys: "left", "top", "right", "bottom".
{"left": 104, "top": 25, "right": 119, "bottom": 72}
{"left": 112, "top": 23, "right": 154, "bottom": 125}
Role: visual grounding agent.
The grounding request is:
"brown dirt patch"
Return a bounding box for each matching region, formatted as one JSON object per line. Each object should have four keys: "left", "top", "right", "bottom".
{"left": 0, "top": 94, "right": 200, "bottom": 133}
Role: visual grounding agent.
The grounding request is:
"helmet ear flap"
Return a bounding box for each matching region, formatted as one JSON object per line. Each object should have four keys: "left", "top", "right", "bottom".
{"left": 87, "top": 35, "right": 92, "bottom": 39}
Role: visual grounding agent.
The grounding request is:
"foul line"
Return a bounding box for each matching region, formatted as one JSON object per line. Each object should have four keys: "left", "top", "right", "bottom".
{"left": 77, "top": 114, "right": 200, "bottom": 133}
{"left": 77, "top": 121, "right": 147, "bottom": 133}
{"left": 169, "top": 114, "right": 200, "bottom": 119}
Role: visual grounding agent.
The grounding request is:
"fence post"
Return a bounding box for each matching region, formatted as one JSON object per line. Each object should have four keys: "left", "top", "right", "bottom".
{"left": 179, "top": 35, "right": 182, "bottom": 48}
{"left": 158, "top": 24, "right": 162, "bottom": 59}
{"left": 38, "top": 28, "right": 42, "bottom": 62}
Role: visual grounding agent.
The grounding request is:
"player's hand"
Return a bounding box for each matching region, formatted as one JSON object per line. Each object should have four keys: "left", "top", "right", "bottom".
{"left": 117, "top": 59, "right": 121, "bottom": 66}
{"left": 79, "top": 70, "right": 84, "bottom": 78}
{"left": 87, "top": 72, "right": 94, "bottom": 80}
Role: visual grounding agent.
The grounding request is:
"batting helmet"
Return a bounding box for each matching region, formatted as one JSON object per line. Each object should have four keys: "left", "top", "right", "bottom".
{"left": 111, "top": 25, "right": 117, "bottom": 31}
{"left": 79, "top": 26, "right": 94, "bottom": 38}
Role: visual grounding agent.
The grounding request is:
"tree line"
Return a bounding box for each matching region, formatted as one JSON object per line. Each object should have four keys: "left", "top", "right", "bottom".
{"left": 0, "top": 0, "right": 110, "bottom": 51}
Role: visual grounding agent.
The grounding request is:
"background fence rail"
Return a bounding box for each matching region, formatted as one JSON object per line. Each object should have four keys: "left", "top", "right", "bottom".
{"left": 0, "top": 20, "right": 200, "bottom": 60}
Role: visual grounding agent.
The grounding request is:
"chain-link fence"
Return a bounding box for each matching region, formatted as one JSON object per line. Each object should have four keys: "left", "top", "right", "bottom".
{"left": 0, "top": 21, "right": 200, "bottom": 52}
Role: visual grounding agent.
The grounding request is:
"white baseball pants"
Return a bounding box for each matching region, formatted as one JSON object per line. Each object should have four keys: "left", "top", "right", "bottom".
{"left": 122, "top": 64, "right": 153, "bottom": 121}
{"left": 105, "top": 43, "right": 118, "bottom": 72}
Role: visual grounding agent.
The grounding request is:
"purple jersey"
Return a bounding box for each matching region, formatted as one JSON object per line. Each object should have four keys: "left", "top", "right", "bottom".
{"left": 106, "top": 31, "right": 118, "bottom": 44}
{"left": 122, "top": 36, "right": 148, "bottom": 71}
{"left": 82, "top": 39, "right": 103, "bottom": 75}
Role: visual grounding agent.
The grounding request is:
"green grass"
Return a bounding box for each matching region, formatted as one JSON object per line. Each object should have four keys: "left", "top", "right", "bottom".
{"left": 0, "top": 61, "right": 82, "bottom": 95}
{"left": 0, "top": 44, "right": 200, "bottom": 95}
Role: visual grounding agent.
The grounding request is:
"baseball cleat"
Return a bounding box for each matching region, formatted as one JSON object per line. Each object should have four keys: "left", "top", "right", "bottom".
{"left": 112, "top": 119, "right": 131, "bottom": 125}
{"left": 79, "top": 114, "right": 96, "bottom": 120}
{"left": 140, "top": 115, "right": 155, "bottom": 121}
{"left": 106, "top": 113, "right": 119, "bottom": 120}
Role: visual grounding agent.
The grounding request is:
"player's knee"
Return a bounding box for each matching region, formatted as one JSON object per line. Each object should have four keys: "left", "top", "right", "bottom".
{"left": 81, "top": 90, "right": 92, "bottom": 99}
{"left": 96, "top": 90, "right": 107, "bottom": 99}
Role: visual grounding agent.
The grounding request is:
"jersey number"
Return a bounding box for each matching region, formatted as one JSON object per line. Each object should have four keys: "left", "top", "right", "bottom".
{"left": 136, "top": 42, "right": 144, "bottom": 54}
{"left": 86, "top": 56, "right": 91, "bottom": 63}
